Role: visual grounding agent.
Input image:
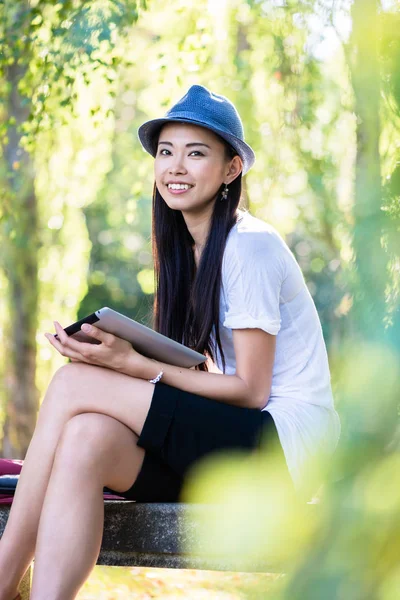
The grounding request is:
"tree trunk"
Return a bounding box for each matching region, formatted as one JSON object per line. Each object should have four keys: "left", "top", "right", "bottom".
{"left": 1, "top": 57, "right": 39, "bottom": 458}
{"left": 348, "top": 0, "right": 388, "bottom": 342}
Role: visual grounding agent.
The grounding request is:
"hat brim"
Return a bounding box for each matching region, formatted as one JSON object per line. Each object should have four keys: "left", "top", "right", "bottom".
{"left": 137, "top": 116, "right": 255, "bottom": 175}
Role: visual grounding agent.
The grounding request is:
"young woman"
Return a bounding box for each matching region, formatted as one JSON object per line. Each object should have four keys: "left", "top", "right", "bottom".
{"left": 0, "top": 85, "right": 340, "bottom": 599}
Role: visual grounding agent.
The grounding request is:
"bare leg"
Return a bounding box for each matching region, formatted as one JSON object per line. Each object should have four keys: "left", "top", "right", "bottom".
{"left": 0, "top": 363, "right": 155, "bottom": 599}
{"left": 30, "top": 413, "right": 145, "bottom": 600}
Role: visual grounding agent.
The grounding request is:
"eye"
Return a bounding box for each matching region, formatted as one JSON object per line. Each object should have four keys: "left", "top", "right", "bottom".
{"left": 159, "top": 148, "right": 171, "bottom": 156}
{"left": 189, "top": 151, "right": 204, "bottom": 156}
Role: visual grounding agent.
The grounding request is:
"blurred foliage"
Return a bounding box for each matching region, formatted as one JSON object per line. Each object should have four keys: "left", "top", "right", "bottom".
{"left": 0, "top": 0, "right": 400, "bottom": 597}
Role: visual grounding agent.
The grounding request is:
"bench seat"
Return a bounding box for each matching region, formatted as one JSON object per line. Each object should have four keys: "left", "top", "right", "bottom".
{"left": 0, "top": 500, "right": 279, "bottom": 599}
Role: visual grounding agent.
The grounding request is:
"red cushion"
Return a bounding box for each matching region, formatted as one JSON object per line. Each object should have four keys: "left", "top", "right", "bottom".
{"left": 0, "top": 459, "right": 23, "bottom": 476}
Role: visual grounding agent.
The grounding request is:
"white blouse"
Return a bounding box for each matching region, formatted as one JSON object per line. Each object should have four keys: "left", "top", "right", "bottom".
{"left": 212, "top": 209, "right": 341, "bottom": 488}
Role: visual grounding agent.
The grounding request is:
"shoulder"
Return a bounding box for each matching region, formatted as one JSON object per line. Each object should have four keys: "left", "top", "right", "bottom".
{"left": 223, "top": 210, "right": 291, "bottom": 269}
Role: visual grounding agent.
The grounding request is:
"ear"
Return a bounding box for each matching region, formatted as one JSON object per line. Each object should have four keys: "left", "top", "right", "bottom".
{"left": 225, "top": 155, "right": 243, "bottom": 184}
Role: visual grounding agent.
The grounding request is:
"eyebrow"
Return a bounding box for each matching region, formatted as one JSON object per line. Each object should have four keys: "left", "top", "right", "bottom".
{"left": 157, "top": 141, "right": 211, "bottom": 149}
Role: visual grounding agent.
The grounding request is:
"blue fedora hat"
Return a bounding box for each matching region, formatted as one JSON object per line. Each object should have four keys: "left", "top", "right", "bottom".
{"left": 137, "top": 85, "right": 255, "bottom": 175}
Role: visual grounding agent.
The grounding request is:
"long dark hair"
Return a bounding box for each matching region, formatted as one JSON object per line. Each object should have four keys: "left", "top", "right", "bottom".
{"left": 152, "top": 143, "right": 242, "bottom": 372}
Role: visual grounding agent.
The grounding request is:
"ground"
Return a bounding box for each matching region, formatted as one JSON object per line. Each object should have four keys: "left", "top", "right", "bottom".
{"left": 73, "top": 566, "right": 285, "bottom": 599}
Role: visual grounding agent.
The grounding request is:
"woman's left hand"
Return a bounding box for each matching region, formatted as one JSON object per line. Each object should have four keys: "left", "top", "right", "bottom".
{"left": 45, "top": 321, "right": 145, "bottom": 374}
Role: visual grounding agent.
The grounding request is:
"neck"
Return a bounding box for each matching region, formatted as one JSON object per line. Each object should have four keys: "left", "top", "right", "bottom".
{"left": 181, "top": 206, "right": 214, "bottom": 254}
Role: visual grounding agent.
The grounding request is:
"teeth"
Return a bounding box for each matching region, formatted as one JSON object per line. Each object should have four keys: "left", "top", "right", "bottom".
{"left": 168, "top": 184, "right": 192, "bottom": 190}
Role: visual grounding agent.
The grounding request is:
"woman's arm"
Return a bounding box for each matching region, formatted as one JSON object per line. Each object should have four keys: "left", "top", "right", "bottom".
{"left": 123, "top": 328, "right": 276, "bottom": 410}
{"left": 46, "top": 322, "right": 275, "bottom": 410}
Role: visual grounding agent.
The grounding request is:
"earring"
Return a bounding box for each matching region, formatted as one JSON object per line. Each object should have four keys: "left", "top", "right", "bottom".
{"left": 221, "top": 183, "right": 229, "bottom": 201}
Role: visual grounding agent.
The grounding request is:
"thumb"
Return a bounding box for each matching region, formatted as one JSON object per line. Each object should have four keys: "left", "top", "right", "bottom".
{"left": 80, "top": 323, "right": 110, "bottom": 345}
{"left": 81, "top": 323, "right": 100, "bottom": 337}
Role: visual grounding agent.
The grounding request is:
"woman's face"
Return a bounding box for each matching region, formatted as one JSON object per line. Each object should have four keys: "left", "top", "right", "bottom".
{"left": 154, "top": 123, "right": 240, "bottom": 215}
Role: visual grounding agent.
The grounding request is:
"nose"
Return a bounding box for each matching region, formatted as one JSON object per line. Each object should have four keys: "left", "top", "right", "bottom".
{"left": 168, "top": 152, "right": 187, "bottom": 175}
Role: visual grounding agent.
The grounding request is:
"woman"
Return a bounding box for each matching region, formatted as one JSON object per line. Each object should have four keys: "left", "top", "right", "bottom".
{"left": 0, "top": 85, "right": 340, "bottom": 599}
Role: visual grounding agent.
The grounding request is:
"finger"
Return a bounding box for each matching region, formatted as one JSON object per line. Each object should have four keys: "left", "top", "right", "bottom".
{"left": 53, "top": 321, "right": 72, "bottom": 345}
{"left": 45, "top": 332, "right": 87, "bottom": 362}
{"left": 80, "top": 323, "right": 114, "bottom": 346}
{"left": 53, "top": 321, "right": 100, "bottom": 355}
{"left": 53, "top": 321, "right": 112, "bottom": 364}
{"left": 45, "top": 331, "right": 80, "bottom": 357}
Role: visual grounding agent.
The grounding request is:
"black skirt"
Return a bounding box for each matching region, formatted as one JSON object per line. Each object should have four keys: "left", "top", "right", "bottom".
{"left": 106, "top": 381, "right": 289, "bottom": 502}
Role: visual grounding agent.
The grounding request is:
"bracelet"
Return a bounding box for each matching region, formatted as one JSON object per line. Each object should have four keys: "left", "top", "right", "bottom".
{"left": 148, "top": 370, "right": 164, "bottom": 384}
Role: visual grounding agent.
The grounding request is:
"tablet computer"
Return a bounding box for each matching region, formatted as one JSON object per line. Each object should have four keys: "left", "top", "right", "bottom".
{"left": 55, "top": 307, "right": 206, "bottom": 368}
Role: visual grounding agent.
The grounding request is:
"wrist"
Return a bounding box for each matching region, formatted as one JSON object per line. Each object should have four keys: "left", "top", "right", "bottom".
{"left": 146, "top": 358, "right": 164, "bottom": 382}
{"left": 123, "top": 352, "right": 162, "bottom": 381}
{"left": 148, "top": 368, "right": 164, "bottom": 384}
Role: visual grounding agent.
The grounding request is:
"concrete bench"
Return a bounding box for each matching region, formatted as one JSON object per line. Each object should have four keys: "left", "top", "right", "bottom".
{"left": 0, "top": 501, "right": 278, "bottom": 599}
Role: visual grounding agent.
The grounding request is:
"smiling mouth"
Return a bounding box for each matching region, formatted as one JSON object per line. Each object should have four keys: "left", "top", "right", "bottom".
{"left": 167, "top": 183, "right": 194, "bottom": 191}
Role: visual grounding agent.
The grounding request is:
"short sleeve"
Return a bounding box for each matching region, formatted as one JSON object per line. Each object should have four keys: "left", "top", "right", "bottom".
{"left": 222, "top": 233, "right": 286, "bottom": 336}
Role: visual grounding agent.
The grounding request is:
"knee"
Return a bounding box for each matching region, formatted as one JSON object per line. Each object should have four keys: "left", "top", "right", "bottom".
{"left": 50, "top": 362, "right": 94, "bottom": 389}
{"left": 54, "top": 414, "right": 110, "bottom": 471}
{"left": 40, "top": 362, "right": 99, "bottom": 414}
